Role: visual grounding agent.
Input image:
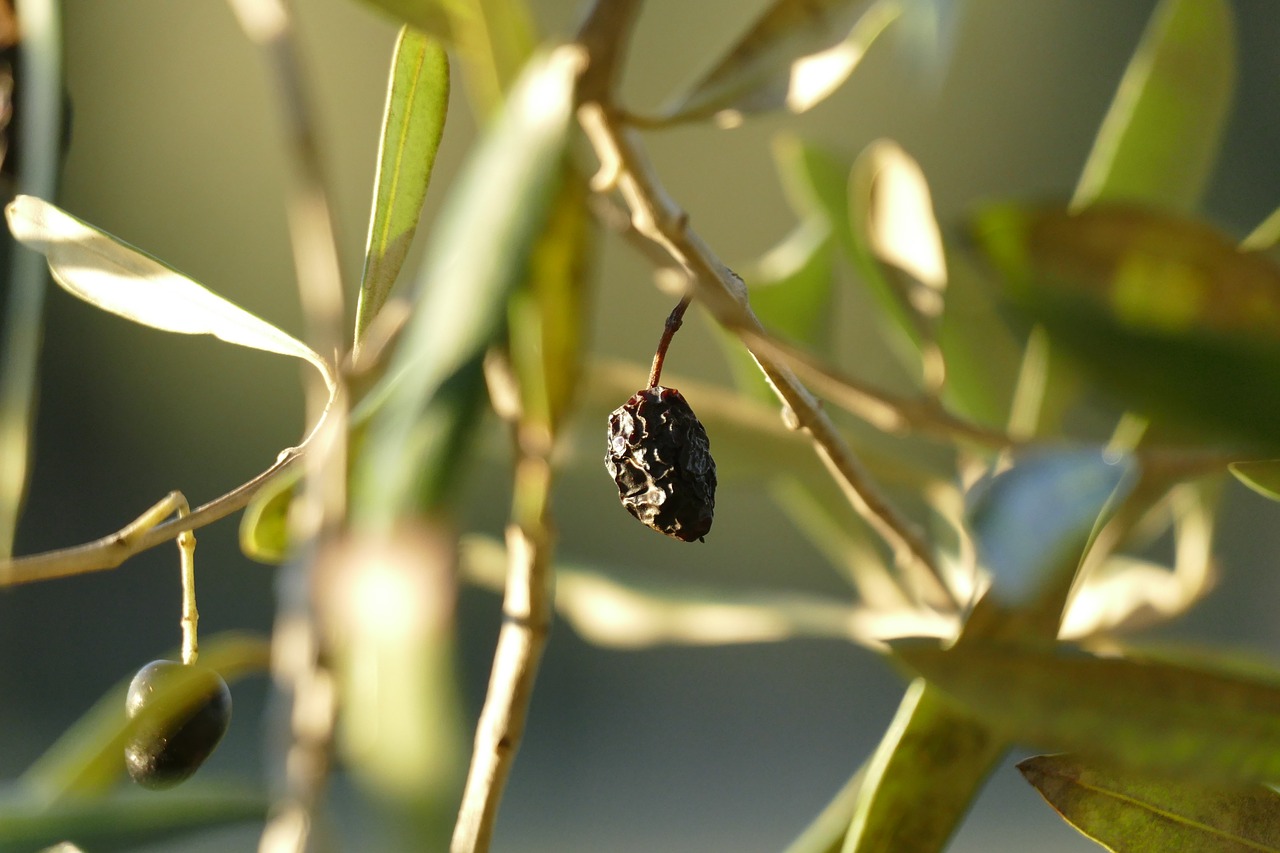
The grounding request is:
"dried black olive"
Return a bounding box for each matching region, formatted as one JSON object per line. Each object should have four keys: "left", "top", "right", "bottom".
{"left": 124, "top": 660, "right": 232, "bottom": 790}
{"left": 606, "top": 386, "right": 716, "bottom": 542}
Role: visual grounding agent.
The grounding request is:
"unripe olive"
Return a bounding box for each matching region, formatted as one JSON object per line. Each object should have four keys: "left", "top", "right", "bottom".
{"left": 124, "top": 660, "right": 232, "bottom": 790}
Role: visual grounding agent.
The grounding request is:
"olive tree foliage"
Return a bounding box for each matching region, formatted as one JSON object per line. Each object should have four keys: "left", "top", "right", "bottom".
{"left": 1, "top": 0, "right": 1279, "bottom": 851}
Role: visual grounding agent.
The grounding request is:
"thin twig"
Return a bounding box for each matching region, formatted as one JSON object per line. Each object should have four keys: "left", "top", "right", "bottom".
{"left": 574, "top": 0, "right": 957, "bottom": 611}
{"left": 648, "top": 295, "right": 691, "bottom": 388}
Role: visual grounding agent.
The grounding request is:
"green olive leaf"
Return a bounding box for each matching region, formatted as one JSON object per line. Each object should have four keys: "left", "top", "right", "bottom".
{"left": 1020, "top": 753, "right": 1280, "bottom": 853}
{"left": 353, "top": 0, "right": 452, "bottom": 41}
{"left": 1073, "top": 0, "right": 1235, "bottom": 213}
{"left": 5, "top": 195, "right": 334, "bottom": 392}
{"left": 352, "top": 46, "right": 583, "bottom": 522}
{"left": 842, "top": 681, "right": 1006, "bottom": 853}
{"left": 656, "top": 0, "right": 900, "bottom": 125}
{"left": 354, "top": 27, "right": 450, "bottom": 352}
{"left": 892, "top": 638, "right": 1280, "bottom": 784}
{"left": 970, "top": 202, "right": 1280, "bottom": 449}
{"left": 1229, "top": 460, "right": 1280, "bottom": 502}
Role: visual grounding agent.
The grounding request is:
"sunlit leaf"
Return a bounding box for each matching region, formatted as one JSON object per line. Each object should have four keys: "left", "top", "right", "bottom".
{"left": 459, "top": 535, "right": 955, "bottom": 650}
{"left": 967, "top": 449, "right": 1135, "bottom": 617}
{"left": 352, "top": 46, "right": 583, "bottom": 522}
{"left": 1230, "top": 460, "right": 1280, "bottom": 502}
{"left": 1073, "top": 0, "right": 1235, "bottom": 213}
{"left": 1020, "top": 753, "right": 1280, "bottom": 853}
{"left": 5, "top": 195, "right": 334, "bottom": 390}
{"left": 782, "top": 766, "right": 865, "bottom": 853}
{"left": 353, "top": 0, "right": 452, "bottom": 41}
{"left": 238, "top": 466, "right": 300, "bottom": 564}
{"left": 849, "top": 139, "right": 946, "bottom": 387}
{"left": 657, "top": 0, "right": 900, "bottom": 125}
{"left": 970, "top": 202, "right": 1280, "bottom": 449}
{"left": 354, "top": 27, "right": 450, "bottom": 352}
{"left": 0, "top": 786, "right": 267, "bottom": 852}
{"left": 892, "top": 638, "right": 1280, "bottom": 783}
{"left": 1242, "top": 206, "right": 1280, "bottom": 251}
{"left": 842, "top": 680, "right": 1005, "bottom": 852}
{"left": 19, "top": 633, "right": 270, "bottom": 801}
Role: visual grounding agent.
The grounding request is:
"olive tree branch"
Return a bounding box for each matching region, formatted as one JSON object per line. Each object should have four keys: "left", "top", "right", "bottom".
{"left": 574, "top": 0, "right": 957, "bottom": 611}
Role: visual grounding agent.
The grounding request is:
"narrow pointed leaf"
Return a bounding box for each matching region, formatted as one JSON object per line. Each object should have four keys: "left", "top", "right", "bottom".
{"left": 1073, "top": 0, "right": 1235, "bottom": 213}
{"left": 658, "top": 0, "right": 899, "bottom": 124}
{"left": 354, "top": 27, "right": 450, "bottom": 350}
{"left": 5, "top": 195, "right": 333, "bottom": 389}
{"left": 971, "top": 202, "right": 1280, "bottom": 449}
{"left": 1229, "top": 460, "right": 1280, "bottom": 502}
{"left": 353, "top": 46, "right": 583, "bottom": 521}
{"left": 842, "top": 680, "right": 1006, "bottom": 852}
{"left": 893, "top": 639, "right": 1280, "bottom": 784}
{"left": 1020, "top": 753, "right": 1280, "bottom": 853}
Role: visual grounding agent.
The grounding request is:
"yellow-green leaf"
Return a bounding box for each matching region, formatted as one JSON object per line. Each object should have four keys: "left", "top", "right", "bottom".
{"left": 1229, "top": 460, "right": 1280, "bottom": 502}
{"left": 354, "top": 27, "right": 450, "bottom": 352}
{"left": 971, "top": 202, "right": 1280, "bottom": 449}
{"left": 1073, "top": 0, "right": 1235, "bottom": 213}
{"left": 893, "top": 639, "right": 1280, "bottom": 784}
{"left": 842, "top": 680, "right": 1005, "bottom": 852}
{"left": 1020, "top": 753, "right": 1280, "bottom": 853}
{"left": 5, "top": 195, "right": 334, "bottom": 391}
{"left": 354, "top": 0, "right": 452, "bottom": 41}
{"left": 657, "top": 0, "right": 900, "bottom": 125}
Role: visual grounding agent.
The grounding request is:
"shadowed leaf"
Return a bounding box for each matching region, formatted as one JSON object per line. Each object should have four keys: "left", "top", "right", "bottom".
{"left": 1020, "top": 753, "right": 1280, "bottom": 853}
{"left": 354, "top": 27, "right": 450, "bottom": 351}
{"left": 353, "top": 0, "right": 451, "bottom": 41}
{"left": 1230, "top": 461, "right": 1280, "bottom": 502}
{"left": 1073, "top": 0, "right": 1234, "bottom": 213}
{"left": 893, "top": 639, "right": 1280, "bottom": 784}
{"left": 971, "top": 202, "right": 1280, "bottom": 449}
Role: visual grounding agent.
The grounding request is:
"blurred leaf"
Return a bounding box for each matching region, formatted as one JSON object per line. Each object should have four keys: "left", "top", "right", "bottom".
{"left": 722, "top": 218, "right": 835, "bottom": 403}
{"left": 657, "top": 0, "right": 900, "bottom": 125}
{"left": 773, "top": 134, "right": 857, "bottom": 257}
{"left": 442, "top": 0, "right": 537, "bottom": 116}
{"left": 459, "top": 535, "right": 955, "bottom": 650}
{"left": 1242, "top": 206, "right": 1280, "bottom": 251}
{"left": 849, "top": 139, "right": 946, "bottom": 386}
{"left": 1230, "top": 460, "right": 1280, "bottom": 502}
{"left": 20, "top": 633, "right": 270, "bottom": 801}
{"left": 1019, "top": 753, "right": 1280, "bottom": 853}
{"left": 354, "top": 27, "right": 450, "bottom": 351}
{"left": 1073, "top": 0, "right": 1235, "bottom": 213}
{"left": 970, "top": 202, "right": 1280, "bottom": 449}
{"left": 352, "top": 46, "right": 583, "bottom": 523}
{"left": 967, "top": 449, "right": 1135, "bottom": 619}
{"left": 238, "top": 465, "right": 300, "bottom": 563}
{"left": 0, "top": 0, "right": 64, "bottom": 562}
{"left": 892, "top": 638, "right": 1280, "bottom": 783}
{"left": 4, "top": 195, "right": 334, "bottom": 390}
{"left": 842, "top": 680, "right": 1005, "bottom": 852}
{"left": 507, "top": 171, "right": 594, "bottom": 432}
{"left": 0, "top": 786, "right": 266, "bottom": 853}
{"left": 934, "top": 253, "right": 1024, "bottom": 426}
{"left": 353, "top": 0, "right": 452, "bottom": 41}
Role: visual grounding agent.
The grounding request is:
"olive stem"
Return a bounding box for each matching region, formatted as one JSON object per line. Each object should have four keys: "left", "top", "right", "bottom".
{"left": 647, "top": 295, "right": 691, "bottom": 389}
{"left": 176, "top": 497, "right": 198, "bottom": 666}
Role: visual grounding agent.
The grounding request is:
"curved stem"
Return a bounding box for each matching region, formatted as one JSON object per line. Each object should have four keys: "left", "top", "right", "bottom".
{"left": 647, "top": 295, "right": 691, "bottom": 388}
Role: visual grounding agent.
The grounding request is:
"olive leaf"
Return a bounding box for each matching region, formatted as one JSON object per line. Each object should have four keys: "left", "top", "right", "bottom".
{"left": 657, "top": 0, "right": 900, "bottom": 125}
{"left": 1073, "top": 0, "right": 1235, "bottom": 213}
{"left": 354, "top": 26, "right": 450, "bottom": 351}
{"left": 1229, "top": 460, "right": 1280, "bottom": 502}
{"left": 1020, "top": 753, "right": 1280, "bottom": 853}
{"left": 5, "top": 195, "right": 335, "bottom": 392}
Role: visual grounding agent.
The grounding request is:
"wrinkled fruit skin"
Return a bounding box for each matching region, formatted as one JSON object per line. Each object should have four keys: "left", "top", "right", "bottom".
{"left": 124, "top": 660, "right": 232, "bottom": 790}
{"left": 606, "top": 386, "right": 716, "bottom": 542}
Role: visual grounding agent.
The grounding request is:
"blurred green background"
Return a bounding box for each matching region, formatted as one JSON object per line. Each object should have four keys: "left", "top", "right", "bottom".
{"left": 4, "top": 1, "right": 1280, "bottom": 850}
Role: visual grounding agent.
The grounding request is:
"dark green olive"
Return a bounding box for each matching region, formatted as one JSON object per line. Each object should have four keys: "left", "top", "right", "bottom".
{"left": 124, "top": 659, "right": 232, "bottom": 790}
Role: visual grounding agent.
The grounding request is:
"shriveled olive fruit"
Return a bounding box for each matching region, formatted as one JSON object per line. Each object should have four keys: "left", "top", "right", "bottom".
{"left": 124, "top": 660, "right": 232, "bottom": 789}
{"left": 606, "top": 386, "right": 716, "bottom": 542}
